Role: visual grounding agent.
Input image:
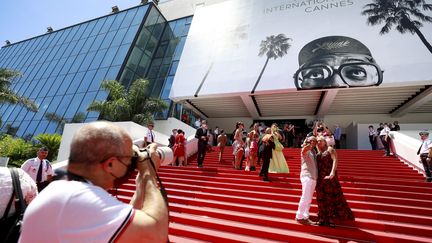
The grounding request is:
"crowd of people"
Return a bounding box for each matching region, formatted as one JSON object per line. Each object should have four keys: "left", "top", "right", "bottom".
{"left": 368, "top": 121, "right": 400, "bottom": 156}
{"left": 2, "top": 119, "right": 431, "bottom": 241}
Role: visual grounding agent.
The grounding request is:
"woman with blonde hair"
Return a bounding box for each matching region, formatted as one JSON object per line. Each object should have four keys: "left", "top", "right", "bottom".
{"left": 268, "top": 124, "right": 289, "bottom": 173}
{"left": 315, "top": 136, "right": 354, "bottom": 227}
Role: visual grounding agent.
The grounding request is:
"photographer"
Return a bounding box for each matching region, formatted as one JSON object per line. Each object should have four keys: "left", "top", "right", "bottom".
{"left": 20, "top": 121, "right": 169, "bottom": 242}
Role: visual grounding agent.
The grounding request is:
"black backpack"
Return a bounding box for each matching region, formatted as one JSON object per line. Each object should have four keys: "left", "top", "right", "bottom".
{"left": 0, "top": 168, "right": 27, "bottom": 243}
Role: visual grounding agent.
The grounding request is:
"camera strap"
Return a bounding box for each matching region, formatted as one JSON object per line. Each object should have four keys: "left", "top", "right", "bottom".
{"left": 147, "top": 158, "right": 169, "bottom": 209}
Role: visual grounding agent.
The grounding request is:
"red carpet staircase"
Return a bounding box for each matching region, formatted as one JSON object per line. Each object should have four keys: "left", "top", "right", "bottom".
{"left": 114, "top": 148, "right": 432, "bottom": 242}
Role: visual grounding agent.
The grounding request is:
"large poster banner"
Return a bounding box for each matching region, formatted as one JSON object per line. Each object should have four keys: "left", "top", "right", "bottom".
{"left": 170, "top": 0, "right": 432, "bottom": 99}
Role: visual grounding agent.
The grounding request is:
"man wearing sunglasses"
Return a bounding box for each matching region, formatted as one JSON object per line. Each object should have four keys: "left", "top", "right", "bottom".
{"left": 20, "top": 121, "right": 169, "bottom": 242}
{"left": 294, "top": 36, "right": 383, "bottom": 90}
{"left": 417, "top": 130, "right": 432, "bottom": 182}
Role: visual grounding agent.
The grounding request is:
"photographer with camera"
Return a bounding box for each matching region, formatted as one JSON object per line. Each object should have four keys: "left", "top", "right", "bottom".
{"left": 20, "top": 121, "right": 169, "bottom": 243}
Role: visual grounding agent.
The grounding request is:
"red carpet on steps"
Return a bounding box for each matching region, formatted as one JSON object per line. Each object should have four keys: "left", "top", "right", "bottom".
{"left": 112, "top": 147, "right": 432, "bottom": 243}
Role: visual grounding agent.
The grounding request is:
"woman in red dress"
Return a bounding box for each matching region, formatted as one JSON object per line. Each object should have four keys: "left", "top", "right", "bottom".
{"left": 315, "top": 136, "right": 355, "bottom": 227}
{"left": 173, "top": 129, "right": 186, "bottom": 166}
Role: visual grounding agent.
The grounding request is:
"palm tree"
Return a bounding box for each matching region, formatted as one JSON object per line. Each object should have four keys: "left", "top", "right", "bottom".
{"left": 251, "top": 34, "right": 292, "bottom": 94}
{"left": 362, "top": 0, "right": 432, "bottom": 54}
{"left": 45, "top": 111, "right": 86, "bottom": 134}
{"left": 0, "top": 68, "right": 38, "bottom": 111}
{"left": 87, "top": 79, "right": 168, "bottom": 125}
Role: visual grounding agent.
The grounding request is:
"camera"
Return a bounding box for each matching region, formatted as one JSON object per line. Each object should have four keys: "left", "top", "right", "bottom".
{"left": 132, "top": 145, "right": 174, "bottom": 171}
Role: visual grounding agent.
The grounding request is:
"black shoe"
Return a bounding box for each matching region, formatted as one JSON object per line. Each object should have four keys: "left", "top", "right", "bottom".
{"left": 198, "top": 164, "right": 203, "bottom": 168}
{"left": 250, "top": 166, "right": 256, "bottom": 171}
{"left": 263, "top": 177, "right": 271, "bottom": 182}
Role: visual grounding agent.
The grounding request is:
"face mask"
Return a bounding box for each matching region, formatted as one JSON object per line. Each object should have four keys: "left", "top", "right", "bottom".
{"left": 112, "top": 156, "right": 138, "bottom": 187}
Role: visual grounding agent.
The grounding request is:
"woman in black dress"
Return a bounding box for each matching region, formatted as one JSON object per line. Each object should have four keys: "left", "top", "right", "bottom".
{"left": 315, "top": 136, "right": 355, "bottom": 227}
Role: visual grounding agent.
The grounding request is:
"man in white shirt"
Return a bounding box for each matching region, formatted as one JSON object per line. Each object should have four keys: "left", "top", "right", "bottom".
{"left": 379, "top": 123, "right": 391, "bottom": 156}
{"left": 143, "top": 122, "right": 155, "bottom": 147}
{"left": 21, "top": 147, "right": 53, "bottom": 192}
{"left": 20, "top": 121, "right": 169, "bottom": 243}
{"left": 417, "top": 130, "right": 432, "bottom": 182}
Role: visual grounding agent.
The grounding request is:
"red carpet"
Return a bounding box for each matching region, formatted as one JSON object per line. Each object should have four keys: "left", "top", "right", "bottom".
{"left": 113, "top": 147, "right": 432, "bottom": 242}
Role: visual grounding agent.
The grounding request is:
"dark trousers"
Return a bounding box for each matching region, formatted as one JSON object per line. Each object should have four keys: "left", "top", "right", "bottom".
{"left": 420, "top": 153, "right": 432, "bottom": 182}
{"left": 335, "top": 139, "right": 341, "bottom": 149}
{"left": 197, "top": 142, "right": 207, "bottom": 167}
{"left": 369, "top": 135, "right": 376, "bottom": 150}
{"left": 380, "top": 135, "right": 390, "bottom": 155}
{"left": 260, "top": 157, "right": 271, "bottom": 178}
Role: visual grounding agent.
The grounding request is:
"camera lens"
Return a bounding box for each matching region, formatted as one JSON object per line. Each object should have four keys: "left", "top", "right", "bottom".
{"left": 156, "top": 147, "right": 174, "bottom": 166}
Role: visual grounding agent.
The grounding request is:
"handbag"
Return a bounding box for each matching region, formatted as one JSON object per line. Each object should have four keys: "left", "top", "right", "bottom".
{"left": 0, "top": 168, "right": 26, "bottom": 243}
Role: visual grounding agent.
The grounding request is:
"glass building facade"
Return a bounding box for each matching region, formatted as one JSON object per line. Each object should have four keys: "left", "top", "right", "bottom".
{"left": 0, "top": 3, "right": 192, "bottom": 138}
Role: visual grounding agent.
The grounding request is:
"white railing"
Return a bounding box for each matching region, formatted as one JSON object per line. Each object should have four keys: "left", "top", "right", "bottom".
{"left": 390, "top": 131, "right": 425, "bottom": 176}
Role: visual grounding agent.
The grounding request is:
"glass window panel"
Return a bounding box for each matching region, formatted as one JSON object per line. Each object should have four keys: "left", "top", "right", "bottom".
{"left": 59, "top": 57, "right": 74, "bottom": 75}
{"left": 168, "top": 61, "right": 179, "bottom": 76}
{"left": 14, "top": 121, "right": 27, "bottom": 138}
{"left": 131, "top": 7, "right": 147, "bottom": 26}
{"left": 112, "top": 44, "right": 130, "bottom": 66}
{"left": 33, "top": 96, "right": 53, "bottom": 120}
{"left": 53, "top": 44, "right": 68, "bottom": 60}
{"left": 152, "top": 22, "right": 165, "bottom": 40}
{"left": 144, "top": 37, "right": 158, "bottom": 56}
{"left": 77, "top": 70, "right": 96, "bottom": 93}
{"left": 105, "top": 66, "right": 121, "bottom": 80}
{"left": 57, "top": 29, "right": 72, "bottom": 44}
{"left": 46, "top": 121, "right": 60, "bottom": 135}
{"left": 1, "top": 105, "right": 17, "bottom": 123}
{"left": 89, "top": 18, "right": 106, "bottom": 37}
{"left": 88, "top": 68, "right": 108, "bottom": 92}
{"left": 89, "top": 33, "right": 107, "bottom": 51}
{"left": 126, "top": 47, "right": 143, "bottom": 72}
{"left": 7, "top": 106, "right": 23, "bottom": 122}
{"left": 72, "top": 23, "right": 88, "bottom": 41}
{"left": 137, "top": 53, "right": 150, "bottom": 75}
{"left": 161, "top": 76, "right": 174, "bottom": 99}
{"left": 23, "top": 121, "right": 39, "bottom": 138}
{"left": 100, "top": 46, "right": 119, "bottom": 68}
{"left": 122, "top": 25, "right": 139, "bottom": 45}
{"left": 24, "top": 97, "right": 42, "bottom": 120}
{"left": 136, "top": 28, "right": 151, "bottom": 49}
{"left": 57, "top": 73, "right": 74, "bottom": 95}
{"left": 109, "top": 11, "right": 127, "bottom": 31}
{"left": 64, "top": 26, "right": 79, "bottom": 43}
{"left": 64, "top": 93, "right": 85, "bottom": 119}
{"left": 152, "top": 77, "right": 165, "bottom": 96}
{"left": 99, "top": 30, "right": 116, "bottom": 49}
{"left": 49, "top": 75, "right": 65, "bottom": 94}
{"left": 80, "top": 36, "right": 96, "bottom": 54}
{"left": 70, "top": 38, "right": 86, "bottom": 56}
{"left": 80, "top": 21, "right": 96, "bottom": 39}
{"left": 77, "top": 91, "right": 97, "bottom": 113}
{"left": 23, "top": 81, "right": 37, "bottom": 97}
{"left": 174, "top": 36, "right": 187, "bottom": 60}
{"left": 14, "top": 107, "right": 29, "bottom": 123}
{"left": 120, "top": 8, "right": 138, "bottom": 29}
{"left": 87, "top": 90, "right": 108, "bottom": 118}
{"left": 78, "top": 51, "right": 96, "bottom": 72}
{"left": 111, "top": 28, "right": 128, "bottom": 47}
{"left": 119, "top": 68, "right": 134, "bottom": 87}
{"left": 69, "top": 53, "right": 86, "bottom": 73}
{"left": 33, "top": 120, "right": 49, "bottom": 136}
{"left": 46, "top": 45, "right": 60, "bottom": 61}
{"left": 46, "top": 96, "right": 63, "bottom": 113}
{"left": 88, "top": 49, "right": 107, "bottom": 70}
{"left": 51, "top": 58, "right": 66, "bottom": 76}
{"left": 54, "top": 94, "right": 73, "bottom": 117}
{"left": 67, "top": 71, "right": 85, "bottom": 94}
{"left": 99, "top": 15, "right": 115, "bottom": 34}
{"left": 29, "top": 78, "right": 45, "bottom": 99}
{"left": 62, "top": 40, "right": 78, "bottom": 58}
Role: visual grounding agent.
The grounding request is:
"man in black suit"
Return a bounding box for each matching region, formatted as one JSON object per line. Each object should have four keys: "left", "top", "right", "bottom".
{"left": 195, "top": 120, "right": 208, "bottom": 168}
{"left": 259, "top": 134, "right": 275, "bottom": 181}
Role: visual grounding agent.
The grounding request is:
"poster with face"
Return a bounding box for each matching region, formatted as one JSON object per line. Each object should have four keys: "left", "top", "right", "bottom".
{"left": 170, "top": 0, "right": 432, "bottom": 99}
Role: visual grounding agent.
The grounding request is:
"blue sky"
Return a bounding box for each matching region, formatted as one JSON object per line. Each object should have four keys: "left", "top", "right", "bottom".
{"left": 0, "top": 0, "right": 145, "bottom": 45}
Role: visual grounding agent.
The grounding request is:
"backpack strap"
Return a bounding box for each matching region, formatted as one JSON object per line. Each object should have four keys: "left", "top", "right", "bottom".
{"left": 1, "top": 184, "right": 15, "bottom": 219}
{"left": 10, "top": 168, "right": 26, "bottom": 214}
